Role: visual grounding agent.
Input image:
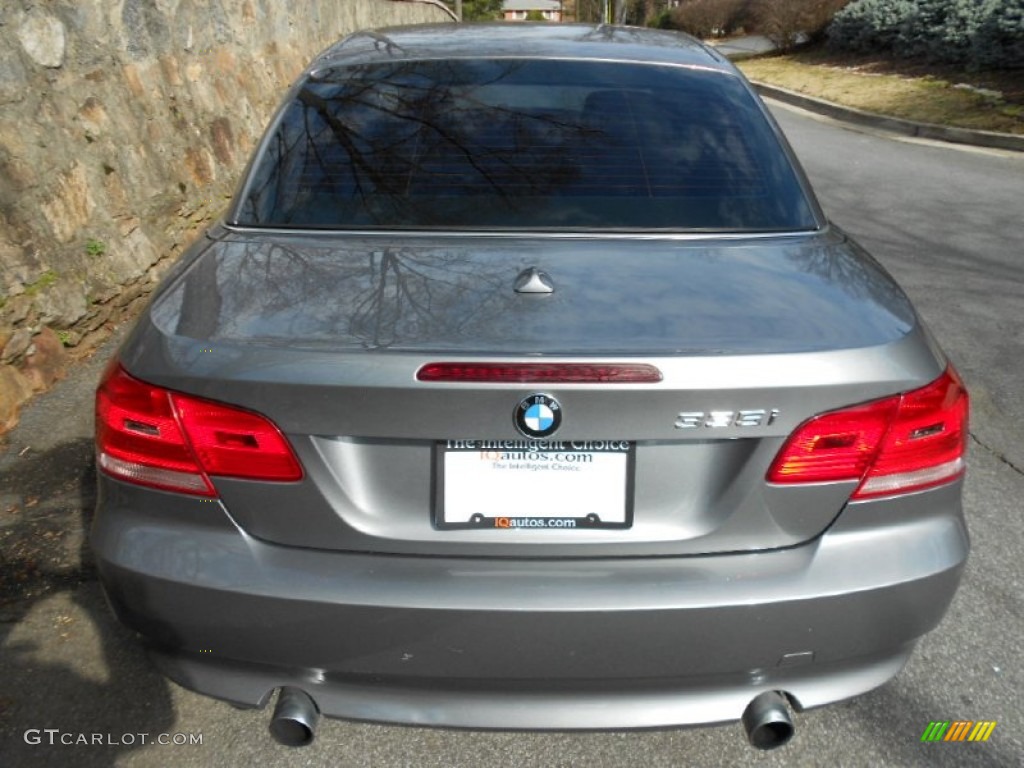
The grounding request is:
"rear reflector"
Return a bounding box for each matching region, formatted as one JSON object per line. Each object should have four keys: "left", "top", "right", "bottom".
{"left": 417, "top": 362, "right": 663, "bottom": 383}
{"left": 767, "top": 367, "right": 968, "bottom": 500}
{"left": 96, "top": 363, "right": 302, "bottom": 496}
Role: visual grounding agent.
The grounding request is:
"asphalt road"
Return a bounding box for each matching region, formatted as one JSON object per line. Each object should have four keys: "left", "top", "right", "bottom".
{"left": 710, "top": 35, "right": 775, "bottom": 58}
{"left": 1, "top": 103, "right": 1022, "bottom": 767}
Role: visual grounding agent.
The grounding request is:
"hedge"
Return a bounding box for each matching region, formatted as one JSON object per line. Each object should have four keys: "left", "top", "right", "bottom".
{"left": 828, "top": 0, "right": 1024, "bottom": 69}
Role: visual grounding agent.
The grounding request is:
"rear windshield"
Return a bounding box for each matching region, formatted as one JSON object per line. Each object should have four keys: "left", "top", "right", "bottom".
{"left": 236, "top": 59, "right": 817, "bottom": 231}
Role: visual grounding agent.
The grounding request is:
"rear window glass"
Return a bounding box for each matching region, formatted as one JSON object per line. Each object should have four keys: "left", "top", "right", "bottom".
{"left": 236, "top": 59, "right": 817, "bottom": 231}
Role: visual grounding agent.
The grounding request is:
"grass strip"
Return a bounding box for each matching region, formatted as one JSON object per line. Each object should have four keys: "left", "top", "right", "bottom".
{"left": 738, "top": 54, "right": 1024, "bottom": 135}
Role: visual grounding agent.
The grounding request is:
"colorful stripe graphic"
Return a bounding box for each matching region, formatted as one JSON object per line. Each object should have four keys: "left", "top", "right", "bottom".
{"left": 921, "top": 721, "right": 997, "bottom": 742}
{"left": 968, "top": 722, "right": 998, "bottom": 742}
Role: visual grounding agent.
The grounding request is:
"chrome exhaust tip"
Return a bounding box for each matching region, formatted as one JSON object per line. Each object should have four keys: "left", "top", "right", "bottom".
{"left": 742, "top": 691, "right": 795, "bottom": 750}
{"left": 268, "top": 687, "right": 320, "bottom": 747}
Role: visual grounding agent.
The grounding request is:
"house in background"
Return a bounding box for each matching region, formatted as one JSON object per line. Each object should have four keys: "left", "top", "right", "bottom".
{"left": 502, "top": 0, "right": 562, "bottom": 22}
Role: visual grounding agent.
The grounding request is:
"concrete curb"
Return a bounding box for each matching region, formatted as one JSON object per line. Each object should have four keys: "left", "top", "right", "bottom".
{"left": 751, "top": 81, "right": 1024, "bottom": 153}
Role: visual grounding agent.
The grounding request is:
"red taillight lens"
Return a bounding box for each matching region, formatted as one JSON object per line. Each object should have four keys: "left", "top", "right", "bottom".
{"left": 767, "top": 367, "right": 968, "bottom": 500}
{"left": 96, "top": 363, "right": 302, "bottom": 496}
{"left": 766, "top": 397, "right": 899, "bottom": 485}
{"left": 417, "top": 362, "right": 663, "bottom": 383}
{"left": 170, "top": 394, "right": 302, "bottom": 481}
{"left": 857, "top": 367, "right": 968, "bottom": 499}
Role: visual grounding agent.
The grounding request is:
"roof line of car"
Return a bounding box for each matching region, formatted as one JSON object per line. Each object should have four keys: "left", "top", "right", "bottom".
{"left": 217, "top": 223, "right": 830, "bottom": 241}
{"left": 311, "top": 24, "right": 732, "bottom": 72}
{"left": 308, "top": 57, "right": 736, "bottom": 77}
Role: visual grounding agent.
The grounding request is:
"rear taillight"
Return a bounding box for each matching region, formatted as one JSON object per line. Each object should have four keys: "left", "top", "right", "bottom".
{"left": 767, "top": 367, "right": 968, "bottom": 500}
{"left": 96, "top": 363, "right": 302, "bottom": 496}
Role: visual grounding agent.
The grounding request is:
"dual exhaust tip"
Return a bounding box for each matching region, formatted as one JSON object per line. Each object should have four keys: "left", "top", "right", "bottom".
{"left": 268, "top": 686, "right": 794, "bottom": 750}
{"left": 269, "top": 687, "right": 320, "bottom": 747}
{"left": 742, "top": 690, "right": 795, "bottom": 750}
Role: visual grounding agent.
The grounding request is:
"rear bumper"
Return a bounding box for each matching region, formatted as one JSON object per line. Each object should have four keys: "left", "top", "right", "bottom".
{"left": 92, "top": 478, "right": 968, "bottom": 729}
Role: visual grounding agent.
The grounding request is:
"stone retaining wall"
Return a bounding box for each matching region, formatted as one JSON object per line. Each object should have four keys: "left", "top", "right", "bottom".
{"left": 0, "top": 0, "right": 446, "bottom": 431}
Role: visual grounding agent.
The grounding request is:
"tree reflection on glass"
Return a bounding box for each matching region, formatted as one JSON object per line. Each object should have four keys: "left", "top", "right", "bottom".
{"left": 237, "top": 58, "right": 817, "bottom": 231}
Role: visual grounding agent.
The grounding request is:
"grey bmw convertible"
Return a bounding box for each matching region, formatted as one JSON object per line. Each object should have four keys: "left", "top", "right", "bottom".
{"left": 92, "top": 23, "right": 969, "bottom": 749}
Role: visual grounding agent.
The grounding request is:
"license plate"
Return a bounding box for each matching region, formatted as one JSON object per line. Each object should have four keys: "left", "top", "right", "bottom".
{"left": 434, "top": 440, "right": 634, "bottom": 530}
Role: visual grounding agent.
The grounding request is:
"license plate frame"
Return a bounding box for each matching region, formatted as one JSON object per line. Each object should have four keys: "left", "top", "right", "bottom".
{"left": 433, "top": 440, "right": 635, "bottom": 531}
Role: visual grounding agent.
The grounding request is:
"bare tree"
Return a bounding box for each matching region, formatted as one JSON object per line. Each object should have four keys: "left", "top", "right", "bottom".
{"left": 753, "top": 0, "right": 850, "bottom": 50}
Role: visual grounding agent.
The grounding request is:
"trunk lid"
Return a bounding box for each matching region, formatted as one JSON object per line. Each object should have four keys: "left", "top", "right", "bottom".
{"left": 121, "top": 227, "right": 940, "bottom": 556}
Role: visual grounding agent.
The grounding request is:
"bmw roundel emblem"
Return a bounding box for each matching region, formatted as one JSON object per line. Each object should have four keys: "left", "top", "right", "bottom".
{"left": 515, "top": 394, "right": 562, "bottom": 438}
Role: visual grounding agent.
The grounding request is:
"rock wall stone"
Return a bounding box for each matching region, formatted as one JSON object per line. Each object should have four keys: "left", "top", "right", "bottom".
{"left": 0, "top": 0, "right": 447, "bottom": 432}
